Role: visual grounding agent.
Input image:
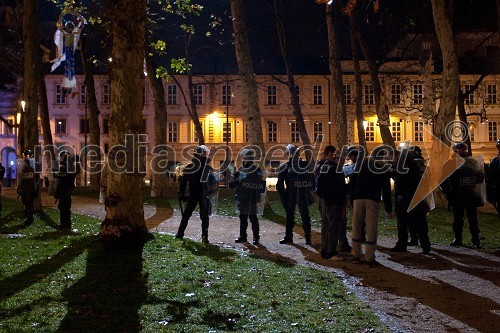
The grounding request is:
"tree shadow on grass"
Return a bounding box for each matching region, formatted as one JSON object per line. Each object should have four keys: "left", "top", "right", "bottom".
{"left": 57, "top": 241, "right": 148, "bottom": 333}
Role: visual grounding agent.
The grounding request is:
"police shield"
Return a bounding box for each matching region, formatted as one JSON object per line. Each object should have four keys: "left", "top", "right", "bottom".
{"left": 206, "top": 171, "right": 220, "bottom": 217}
{"left": 17, "top": 158, "right": 35, "bottom": 188}
{"left": 462, "top": 155, "right": 487, "bottom": 206}
{"left": 235, "top": 174, "right": 267, "bottom": 216}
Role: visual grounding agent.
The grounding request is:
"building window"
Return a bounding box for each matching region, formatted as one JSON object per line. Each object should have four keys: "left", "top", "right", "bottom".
{"left": 102, "top": 84, "right": 111, "bottom": 105}
{"left": 469, "top": 122, "right": 475, "bottom": 142}
{"left": 167, "top": 122, "right": 177, "bottom": 142}
{"left": 193, "top": 121, "right": 203, "bottom": 142}
{"left": 79, "top": 84, "right": 87, "bottom": 105}
{"left": 1, "top": 118, "right": 13, "bottom": 135}
{"left": 167, "top": 84, "right": 177, "bottom": 105}
{"left": 222, "top": 122, "right": 232, "bottom": 143}
{"left": 313, "top": 85, "right": 323, "bottom": 105}
{"left": 488, "top": 121, "right": 498, "bottom": 141}
{"left": 413, "top": 83, "right": 424, "bottom": 105}
{"left": 55, "top": 118, "right": 67, "bottom": 135}
{"left": 102, "top": 117, "right": 109, "bottom": 134}
{"left": 222, "top": 84, "right": 232, "bottom": 105}
{"left": 391, "top": 84, "right": 401, "bottom": 104}
{"left": 364, "top": 84, "right": 374, "bottom": 105}
{"left": 391, "top": 121, "right": 402, "bottom": 141}
{"left": 268, "top": 121, "right": 277, "bottom": 143}
{"left": 313, "top": 122, "right": 323, "bottom": 143}
{"left": 55, "top": 84, "right": 67, "bottom": 104}
{"left": 267, "top": 85, "right": 277, "bottom": 105}
{"left": 464, "top": 84, "right": 474, "bottom": 104}
{"left": 192, "top": 84, "right": 203, "bottom": 105}
{"left": 290, "top": 122, "right": 300, "bottom": 142}
{"left": 414, "top": 121, "right": 424, "bottom": 142}
{"left": 487, "top": 84, "right": 497, "bottom": 104}
{"left": 344, "top": 84, "right": 352, "bottom": 104}
{"left": 365, "top": 121, "right": 375, "bottom": 142}
{"left": 79, "top": 118, "right": 89, "bottom": 134}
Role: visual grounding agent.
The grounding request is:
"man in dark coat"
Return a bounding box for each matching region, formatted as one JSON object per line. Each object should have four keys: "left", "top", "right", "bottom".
{"left": 277, "top": 144, "right": 314, "bottom": 245}
{"left": 440, "top": 142, "right": 484, "bottom": 248}
{"left": 229, "top": 149, "right": 265, "bottom": 245}
{"left": 53, "top": 151, "right": 76, "bottom": 230}
{"left": 176, "top": 145, "right": 214, "bottom": 243}
{"left": 17, "top": 150, "right": 38, "bottom": 225}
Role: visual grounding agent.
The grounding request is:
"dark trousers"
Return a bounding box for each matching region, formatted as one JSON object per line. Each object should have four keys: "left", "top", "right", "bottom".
{"left": 21, "top": 192, "right": 35, "bottom": 224}
{"left": 58, "top": 197, "right": 72, "bottom": 228}
{"left": 320, "top": 203, "right": 344, "bottom": 258}
{"left": 452, "top": 200, "right": 480, "bottom": 242}
{"left": 284, "top": 195, "right": 311, "bottom": 241}
{"left": 239, "top": 214, "right": 259, "bottom": 240}
{"left": 395, "top": 195, "right": 430, "bottom": 250}
{"left": 178, "top": 196, "right": 210, "bottom": 237}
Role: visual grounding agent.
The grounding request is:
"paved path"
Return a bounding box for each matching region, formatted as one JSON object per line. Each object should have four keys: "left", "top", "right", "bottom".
{"left": 3, "top": 188, "right": 499, "bottom": 332}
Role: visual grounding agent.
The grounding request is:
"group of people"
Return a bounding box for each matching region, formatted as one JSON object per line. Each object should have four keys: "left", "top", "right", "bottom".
{"left": 14, "top": 149, "right": 76, "bottom": 230}
{"left": 177, "top": 140, "right": 499, "bottom": 266}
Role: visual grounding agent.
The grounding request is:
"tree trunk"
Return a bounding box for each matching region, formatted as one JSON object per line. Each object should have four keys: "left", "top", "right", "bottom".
{"left": 230, "top": 0, "right": 265, "bottom": 164}
{"left": 100, "top": 0, "right": 148, "bottom": 243}
{"left": 431, "top": 0, "right": 460, "bottom": 147}
{"left": 456, "top": 92, "right": 471, "bottom": 152}
{"left": 326, "top": 3, "right": 347, "bottom": 149}
{"left": 145, "top": 53, "right": 168, "bottom": 197}
{"left": 273, "top": 0, "right": 313, "bottom": 162}
{"left": 22, "top": 0, "right": 39, "bottom": 152}
{"left": 38, "top": 63, "right": 56, "bottom": 168}
{"left": 356, "top": 25, "right": 395, "bottom": 148}
{"left": 81, "top": 34, "right": 101, "bottom": 192}
{"left": 349, "top": 8, "right": 366, "bottom": 149}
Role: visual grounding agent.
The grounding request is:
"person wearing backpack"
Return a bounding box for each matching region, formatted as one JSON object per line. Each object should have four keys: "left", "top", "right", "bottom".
{"left": 276, "top": 144, "right": 314, "bottom": 245}
{"left": 176, "top": 145, "right": 214, "bottom": 243}
{"left": 315, "top": 146, "right": 348, "bottom": 260}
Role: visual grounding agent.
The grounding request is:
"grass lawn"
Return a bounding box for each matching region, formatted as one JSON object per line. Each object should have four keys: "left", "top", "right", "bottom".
{"left": 0, "top": 198, "right": 387, "bottom": 332}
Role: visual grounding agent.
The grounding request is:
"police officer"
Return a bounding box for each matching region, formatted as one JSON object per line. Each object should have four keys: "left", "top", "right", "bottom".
{"left": 487, "top": 139, "right": 500, "bottom": 215}
{"left": 17, "top": 149, "right": 38, "bottom": 225}
{"left": 276, "top": 144, "right": 314, "bottom": 245}
{"left": 176, "top": 145, "right": 213, "bottom": 243}
{"left": 0, "top": 161, "right": 5, "bottom": 216}
{"left": 440, "top": 142, "right": 483, "bottom": 248}
{"left": 53, "top": 151, "right": 76, "bottom": 230}
{"left": 229, "top": 149, "right": 265, "bottom": 245}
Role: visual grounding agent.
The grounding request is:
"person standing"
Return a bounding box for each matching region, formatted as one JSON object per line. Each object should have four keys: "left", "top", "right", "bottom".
{"left": 277, "top": 144, "right": 314, "bottom": 245}
{"left": 390, "top": 148, "right": 431, "bottom": 254}
{"left": 440, "top": 143, "right": 484, "bottom": 248}
{"left": 53, "top": 151, "right": 76, "bottom": 230}
{"left": 315, "top": 146, "right": 348, "bottom": 260}
{"left": 487, "top": 139, "right": 500, "bottom": 215}
{"left": 17, "top": 150, "right": 38, "bottom": 225}
{"left": 176, "top": 145, "right": 213, "bottom": 244}
{"left": 350, "top": 147, "right": 393, "bottom": 265}
{"left": 0, "top": 161, "right": 5, "bottom": 216}
{"left": 229, "top": 149, "right": 265, "bottom": 245}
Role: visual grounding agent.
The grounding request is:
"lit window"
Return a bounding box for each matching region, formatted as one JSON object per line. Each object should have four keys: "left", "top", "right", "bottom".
{"left": 313, "top": 122, "right": 323, "bottom": 142}
{"left": 413, "top": 121, "right": 424, "bottom": 142}
{"left": 365, "top": 121, "right": 375, "bottom": 142}
{"left": 391, "top": 121, "right": 402, "bottom": 141}
{"left": 222, "top": 122, "right": 232, "bottom": 143}
{"left": 55, "top": 118, "right": 67, "bottom": 134}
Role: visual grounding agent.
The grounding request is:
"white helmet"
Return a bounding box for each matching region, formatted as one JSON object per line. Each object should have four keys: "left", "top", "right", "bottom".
{"left": 194, "top": 145, "right": 210, "bottom": 156}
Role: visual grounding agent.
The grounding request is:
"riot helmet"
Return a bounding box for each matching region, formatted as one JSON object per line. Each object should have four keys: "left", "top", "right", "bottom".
{"left": 23, "top": 149, "right": 33, "bottom": 158}
{"left": 194, "top": 145, "right": 210, "bottom": 157}
{"left": 285, "top": 144, "right": 298, "bottom": 157}
{"left": 59, "top": 150, "right": 69, "bottom": 164}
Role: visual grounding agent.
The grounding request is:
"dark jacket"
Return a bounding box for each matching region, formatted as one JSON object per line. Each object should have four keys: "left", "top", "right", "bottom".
{"left": 393, "top": 153, "right": 422, "bottom": 199}
{"left": 229, "top": 165, "right": 265, "bottom": 215}
{"left": 315, "top": 159, "right": 347, "bottom": 206}
{"left": 53, "top": 162, "right": 76, "bottom": 200}
{"left": 179, "top": 156, "right": 212, "bottom": 199}
{"left": 351, "top": 157, "right": 392, "bottom": 213}
{"left": 440, "top": 156, "right": 484, "bottom": 206}
{"left": 17, "top": 159, "right": 37, "bottom": 194}
{"left": 276, "top": 158, "right": 314, "bottom": 206}
{"left": 487, "top": 155, "right": 500, "bottom": 203}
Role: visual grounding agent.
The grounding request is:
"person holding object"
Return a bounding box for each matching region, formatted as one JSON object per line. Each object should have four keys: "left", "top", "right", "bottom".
{"left": 229, "top": 149, "right": 266, "bottom": 245}
{"left": 176, "top": 145, "right": 213, "bottom": 244}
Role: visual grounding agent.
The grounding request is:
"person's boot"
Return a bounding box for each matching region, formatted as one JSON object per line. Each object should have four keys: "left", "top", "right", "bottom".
{"left": 253, "top": 235, "right": 260, "bottom": 245}
{"left": 450, "top": 237, "right": 463, "bottom": 247}
{"left": 201, "top": 227, "right": 209, "bottom": 244}
{"left": 175, "top": 219, "right": 189, "bottom": 239}
{"left": 407, "top": 238, "right": 419, "bottom": 246}
{"left": 235, "top": 237, "right": 247, "bottom": 243}
{"left": 304, "top": 230, "right": 312, "bottom": 245}
{"left": 279, "top": 237, "right": 293, "bottom": 244}
{"left": 471, "top": 235, "right": 481, "bottom": 249}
